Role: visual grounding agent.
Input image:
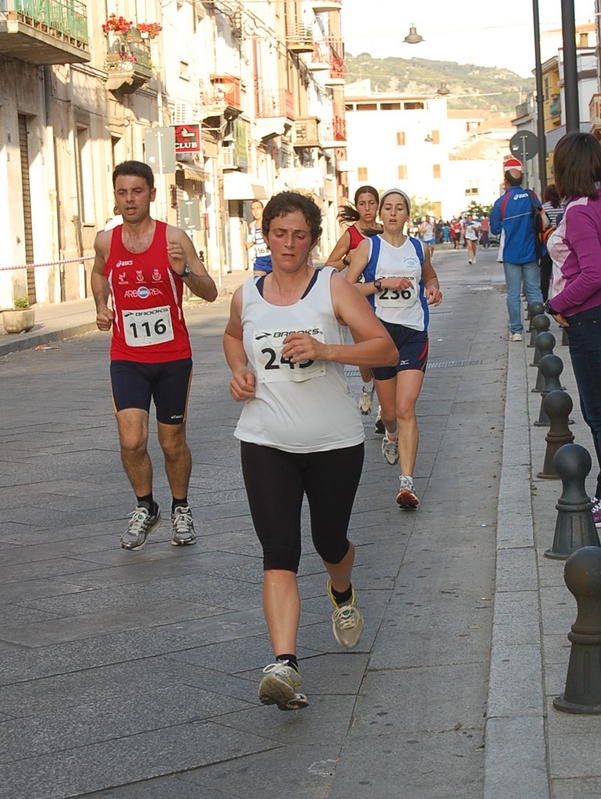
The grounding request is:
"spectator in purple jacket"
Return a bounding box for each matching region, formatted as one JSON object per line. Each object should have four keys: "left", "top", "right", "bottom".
{"left": 546, "top": 131, "right": 601, "bottom": 526}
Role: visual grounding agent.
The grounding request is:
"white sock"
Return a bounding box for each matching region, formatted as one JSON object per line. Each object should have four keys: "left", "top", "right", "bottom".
{"left": 385, "top": 428, "right": 398, "bottom": 441}
{"left": 400, "top": 475, "right": 414, "bottom": 488}
{"left": 362, "top": 380, "right": 373, "bottom": 391}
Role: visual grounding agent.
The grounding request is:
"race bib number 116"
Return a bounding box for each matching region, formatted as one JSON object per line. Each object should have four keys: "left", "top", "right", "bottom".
{"left": 253, "top": 328, "right": 326, "bottom": 383}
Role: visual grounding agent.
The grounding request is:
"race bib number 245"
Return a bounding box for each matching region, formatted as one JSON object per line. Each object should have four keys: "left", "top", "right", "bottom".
{"left": 253, "top": 328, "right": 326, "bottom": 383}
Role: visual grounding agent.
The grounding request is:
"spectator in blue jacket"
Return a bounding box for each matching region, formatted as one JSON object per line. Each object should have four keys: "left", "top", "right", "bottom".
{"left": 490, "top": 157, "right": 543, "bottom": 341}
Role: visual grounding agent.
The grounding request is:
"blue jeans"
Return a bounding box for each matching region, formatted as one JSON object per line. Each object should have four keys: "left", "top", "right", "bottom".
{"left": 565, "top": 304, "right": 601, "bottom": 499}
{"left": 503, "top": 261, "right": 543, "bottom": 333}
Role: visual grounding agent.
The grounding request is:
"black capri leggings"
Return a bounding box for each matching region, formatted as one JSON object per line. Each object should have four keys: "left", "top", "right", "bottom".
{"left": 241, "top": 441, "right": 365, "bottom": 572}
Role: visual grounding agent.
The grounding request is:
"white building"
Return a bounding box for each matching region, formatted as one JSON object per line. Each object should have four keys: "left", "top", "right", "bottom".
{"left": 343, "top": 80, "right": 514, "bottom": 220}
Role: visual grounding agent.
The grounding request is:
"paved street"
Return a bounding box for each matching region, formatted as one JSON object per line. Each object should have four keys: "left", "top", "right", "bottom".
{"left": 2, "top": 246, "right": 599, "bottom": 798}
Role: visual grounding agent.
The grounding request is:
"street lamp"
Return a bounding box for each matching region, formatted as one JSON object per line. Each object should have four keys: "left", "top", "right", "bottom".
{"left": 437, "top": 83, "right": 450, "bottom": 96}
{"left": 404, "top": 24, "right": 423, "bottom": 44}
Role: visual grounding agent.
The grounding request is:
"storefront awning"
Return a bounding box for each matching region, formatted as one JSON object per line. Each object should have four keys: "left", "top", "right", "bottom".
{"left": 223, "top": 171, "right": 268, "bottom": 201}
{"left": 176, "top": 163, "right": 210, "bottom": 181}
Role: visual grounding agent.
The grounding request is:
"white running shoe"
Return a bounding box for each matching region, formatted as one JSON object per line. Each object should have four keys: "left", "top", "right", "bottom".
{"left": 396, "top": 476, "right": 419, "bottom": 509}
{"left": 171, "top": 505, "right": 197, "bottom": 546}
{"left": 510, "top": 332, "right": 523, "bottom": 342}
{"left": 120, "top": 505, "right": 161, "bottom": 551}
{"left": 358, "top": 385, "right": 375, "bottom": 415}
{"left": 258, "top": 661, "right": 309, "bottom": 711}
{"left": 327, "top": 580, "right": 364, "bottom": 649}
{"left": 381, "top": 434, "right": 399, "bottom": 465}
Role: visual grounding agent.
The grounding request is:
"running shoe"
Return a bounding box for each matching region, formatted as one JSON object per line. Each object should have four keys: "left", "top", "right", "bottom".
{"left": 592, "top": 498, "right": 601, "bottom": 528}
{"left": 327, "top": 580, "right": 364, "bottom": 649}
{"left": 374, "top": 410, "right": 385, "bottom": 435}
{"left": 381, "top": 434, "right": 399, "bottom": 465}
{"left": 120, "top": 505, "right": 161, "bottom": 551}
{"left": 510, "top": 332, "right": 523, "bottom": 342}
{"left": 258, "top": 661, "right": 309, "bottom": 711}
{"left": 358, "top": 385, "right": 375, "bottom": 415}
{"left": 396, "top": 476, "right": 419, "bottom": 509}
{"left": 171, "top": 505, "right": 197, "bottom": 546}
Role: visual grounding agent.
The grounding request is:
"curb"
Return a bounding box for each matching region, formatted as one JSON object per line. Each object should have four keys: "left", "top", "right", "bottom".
{"left": 0, "top": 321, "right": 98, "bottom": 358}
{"left": 484, "top": 338, "right": 550, "bottom": 799}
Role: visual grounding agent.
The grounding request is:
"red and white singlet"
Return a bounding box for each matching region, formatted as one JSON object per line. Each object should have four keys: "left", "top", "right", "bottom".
{"left": 105, "top": 221, "right": 192, "bottom": 363}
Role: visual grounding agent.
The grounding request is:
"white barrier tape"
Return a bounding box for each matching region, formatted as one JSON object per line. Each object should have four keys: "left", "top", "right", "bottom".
{"left": 0, "top": 255, "right": 94, "bottom": 272}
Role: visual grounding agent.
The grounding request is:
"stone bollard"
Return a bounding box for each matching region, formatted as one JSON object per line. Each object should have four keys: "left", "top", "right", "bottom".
{"left": 537, "top": 390, "right": 575, "bottom": 478}
{"left": 529, "top": 312, "right": 550, "bottom": 348}
{"left": 554, "top": 546, "right": 601, "bottom": 714}
{"left": 545, "top": 444, "right": 600, "bottom": 560}
{"left": 532, "top": 332, "right": 556, "bottom": 392}
{"left": 528, "top": 301, "right": 544, "bottom": 331}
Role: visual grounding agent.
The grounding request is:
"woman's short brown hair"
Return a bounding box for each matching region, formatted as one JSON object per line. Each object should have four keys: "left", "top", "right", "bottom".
{"left": 553, "top": 132, "right": 601, "bottom": 201}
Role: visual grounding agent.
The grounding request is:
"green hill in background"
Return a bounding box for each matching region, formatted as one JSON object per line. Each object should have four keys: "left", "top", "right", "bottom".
{"left": 345, "top": 53, "right": 535, "bottom": 114}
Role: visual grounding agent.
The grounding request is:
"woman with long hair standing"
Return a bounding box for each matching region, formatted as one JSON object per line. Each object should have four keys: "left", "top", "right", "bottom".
{"left": 546, "top": 132, "right": 601, "bottom": 527}
{"left": 327, "top": 186, "right": 381, "bottom": 415}
{"left": 346, "top": 189, "right": 442, "bottom": 509}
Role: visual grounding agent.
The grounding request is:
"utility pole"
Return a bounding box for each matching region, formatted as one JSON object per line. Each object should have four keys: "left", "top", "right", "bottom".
{"left": 561, "top": 0, "right": 580, "bottom": 132}
{"left": 532, "top": 0, "right": 547, "bottom": 193}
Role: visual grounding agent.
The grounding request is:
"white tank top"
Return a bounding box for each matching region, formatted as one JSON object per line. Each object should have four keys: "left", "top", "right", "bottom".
{"left": 234, "top": 267, "right": 365, "bottom": 453}
{"left": 372, "top": 236, "right": 429, "bottom": 331}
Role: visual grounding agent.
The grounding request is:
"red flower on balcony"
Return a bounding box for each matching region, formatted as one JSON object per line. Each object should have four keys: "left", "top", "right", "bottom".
{"left": 136, "top": 22, "right": 162, "bottom": 39}
{"left": 102, "top": 14, "right": 133, "bottom": 34}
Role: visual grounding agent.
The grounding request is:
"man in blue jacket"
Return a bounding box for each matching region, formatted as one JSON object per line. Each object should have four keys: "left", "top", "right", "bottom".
{"left": 490, "top": 158, "right": 543, "bottom": 341}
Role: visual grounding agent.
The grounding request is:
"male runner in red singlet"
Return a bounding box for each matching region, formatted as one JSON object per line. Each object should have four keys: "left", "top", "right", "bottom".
{"left": 91, "top": 160, "right": 217, "bottom": 551}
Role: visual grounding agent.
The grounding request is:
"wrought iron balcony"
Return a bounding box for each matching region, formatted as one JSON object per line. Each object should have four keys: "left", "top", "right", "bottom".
{"left": 104, "top": 30, "right": 152, "bottom": 94}
{"left": 286, "top": 24, "right": 313, "bottom": 53}
{"left": 0, "top": 0, "right": 89, "bottom": 64}
{"left": 256, "top": 89, "right": 294, "bottom": 119}
{"left": 320, "top": 117, "right": 347, "bottom": 147}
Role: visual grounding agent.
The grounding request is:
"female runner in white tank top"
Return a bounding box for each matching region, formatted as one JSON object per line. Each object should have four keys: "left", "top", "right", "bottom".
{"left": 224, "top": 191, "right": 396, "bottom": 712}
{"left": 346, "top": 189, "right": 442, "bottom": 509}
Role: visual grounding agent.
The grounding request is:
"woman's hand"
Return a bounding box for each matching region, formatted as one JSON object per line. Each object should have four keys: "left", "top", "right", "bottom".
{"left": 379, "top": 277, "right": 414, "bottom": 292}
{"left": 551, "top": 311, "right": 569, "bottom": 327}
{"left": 425, "top": 286, "right": 443, "bottom": 306}
{"left": 281, "top": 332, "right": 327, "bottom": 363}
{"left": 229, "top": 368, "right": 256, "bottom": 402}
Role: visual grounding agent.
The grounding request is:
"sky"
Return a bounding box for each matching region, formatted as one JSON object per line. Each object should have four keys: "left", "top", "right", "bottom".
{"left": 340, "top": 0, "right": 596, "bottom": 79}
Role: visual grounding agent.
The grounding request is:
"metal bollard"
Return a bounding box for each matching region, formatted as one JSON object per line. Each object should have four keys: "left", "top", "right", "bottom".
{"left": 534, "top": 355, "right": 564, "bottom": 427}
{"left": 554, "top": 546, "right": 601, "bottom": 714}
{"left": 537, "top": 390, "right": 575, "bottom": 479}
{"left": 529, "top": 313, "right": 550, "bottom": 349}
{"left": 528, "top": 301, "right": 544, "bottom": 331}
{"left": 532, "top": 332, "right": 556, "bottom": 391}
{"left": 545, "top": 444, "right": 600, "bottom": 559}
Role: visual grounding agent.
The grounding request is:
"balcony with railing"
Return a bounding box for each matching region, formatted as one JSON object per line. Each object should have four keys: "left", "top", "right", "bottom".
{"left": 199, "top": 75, "right": 242, "bottom": 119}
{"left": 105, "top": 30, "right": 152, "bottom": 94}
{"left": 0, "top": 0, "right": 89, "bottom": 64}
{"left": 320, "top": 116, "right": 347, "bottom": 147}
{"left": 293, "top": 116, "right": 321, "bottom": 148}
{"left": 286, "top": 23, "right": 313, "bottom": 53}
{"left": 312, "top": 0, "right": 341, "bottom": 11}
{"left": 256, "top": 89, "right": 294, "bottom": 119}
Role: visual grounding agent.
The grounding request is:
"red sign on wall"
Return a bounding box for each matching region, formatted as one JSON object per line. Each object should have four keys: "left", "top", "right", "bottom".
{"left": 174, "top": 124, "right": 201, "bottom": 153}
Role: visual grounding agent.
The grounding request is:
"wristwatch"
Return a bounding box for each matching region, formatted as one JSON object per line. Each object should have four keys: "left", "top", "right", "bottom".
{"left": 178, "top": 263, "right": 191, "bottom": 278}
{"left": 374, "top": 279, "right": 382, "bottom": 291}
{"left": 342, "top": 255, "right": 350, "bottom": 267}
{"left": 543, "top": 299, "right": 555, "bottom": 315}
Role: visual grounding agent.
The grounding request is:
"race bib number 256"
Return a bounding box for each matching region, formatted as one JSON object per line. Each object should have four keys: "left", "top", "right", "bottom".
{"left": 253, "top": 328, "right": 326, "bottom": 383}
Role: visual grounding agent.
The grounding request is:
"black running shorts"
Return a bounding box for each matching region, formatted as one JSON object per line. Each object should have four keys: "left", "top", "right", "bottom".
{"left": 110, "top": 358, "right": 193, "bottom": 424}
{"left": 240, "top": 441, "right": 364, "bottom": 572}
{"left": 372, "top": 321, "right": 428, "bottom": 380}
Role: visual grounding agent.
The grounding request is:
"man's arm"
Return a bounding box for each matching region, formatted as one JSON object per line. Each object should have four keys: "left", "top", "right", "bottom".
{"left": 166, "top": 227, "right": 218, "bottom": 302}
{"left": 90, "top": 231, "right": 114, "bottom": 331}
{"left": 490, "top": 197, "right": 502, "bottom": 236}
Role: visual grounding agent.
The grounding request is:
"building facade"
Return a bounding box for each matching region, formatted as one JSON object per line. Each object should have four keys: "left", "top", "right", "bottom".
{"left": 0, "top": 0, "right": 348, "bottom": 309}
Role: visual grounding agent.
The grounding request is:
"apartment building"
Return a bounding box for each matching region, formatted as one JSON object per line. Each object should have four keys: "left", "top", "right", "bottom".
{"left": 0, "top": 0, "right": 348, "bottom": 308}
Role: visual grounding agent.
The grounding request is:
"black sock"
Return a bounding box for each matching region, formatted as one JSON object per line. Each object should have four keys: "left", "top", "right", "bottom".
{"left": 276, "top": 654, "right": 298, "bottom": 672}
{"left": 331, "top": 584, "right": 353, "bottom": 606}
{"left": 136, "top": 493, "right": 157, "bottom": 516}
{"left": 172, "top": 497, "right": 188, "bottom": 513}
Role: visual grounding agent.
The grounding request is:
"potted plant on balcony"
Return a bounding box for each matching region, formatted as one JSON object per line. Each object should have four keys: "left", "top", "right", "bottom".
{"left": 137, "top": 22, "right": 162, "bottom": 39}
{"left": 102, "top": 14, "right": 132, "bottom": 34}
{"left": 3, "top": 297, "right": 35, "bottom": 334}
